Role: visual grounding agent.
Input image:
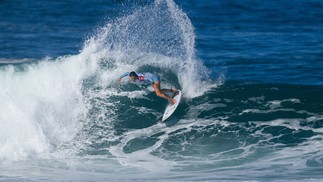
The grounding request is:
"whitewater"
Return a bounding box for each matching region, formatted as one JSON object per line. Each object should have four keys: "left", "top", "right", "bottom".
{"left": 1, "top": 0, "right": 323, "bottom": 181}
{"left": 0, "top": 0, "right": 218, "bottom": 178}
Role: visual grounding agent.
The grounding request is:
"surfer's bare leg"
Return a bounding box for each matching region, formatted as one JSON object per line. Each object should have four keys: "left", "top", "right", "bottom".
{"left": 153, "top": 82, "right": 176, "bottom": 105}
{"left": 160, "top": 87, "right": 177, "bottom": 94}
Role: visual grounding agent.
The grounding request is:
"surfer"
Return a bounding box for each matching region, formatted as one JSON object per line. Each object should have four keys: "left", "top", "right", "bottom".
{"left": 117, "top": 71, "right": 177, "bottom": 105}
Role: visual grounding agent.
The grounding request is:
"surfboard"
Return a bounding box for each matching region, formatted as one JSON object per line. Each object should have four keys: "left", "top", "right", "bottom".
{"left": 162, "top": 90, "right": 182, "bottom": 122}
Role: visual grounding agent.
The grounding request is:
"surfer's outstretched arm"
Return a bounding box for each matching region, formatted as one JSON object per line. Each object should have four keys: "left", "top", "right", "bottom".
{"left": 116, "top": 72, "right": 130, "bottom": 82}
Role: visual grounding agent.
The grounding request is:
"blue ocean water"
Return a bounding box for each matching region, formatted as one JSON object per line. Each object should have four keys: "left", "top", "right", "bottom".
{"left": 0, "top": 0, "right": 323, "bottom": 181}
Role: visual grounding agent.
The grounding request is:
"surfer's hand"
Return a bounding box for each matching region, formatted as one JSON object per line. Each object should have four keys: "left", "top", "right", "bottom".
{"left": 116, "top": 78, "right": 121, "bottom": 82}
{"left": 170, "top": 99, "right": 176, "bottom": 106}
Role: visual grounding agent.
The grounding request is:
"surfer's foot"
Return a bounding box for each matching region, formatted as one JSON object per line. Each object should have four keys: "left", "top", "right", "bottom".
{"left": 170, "top": 99, "right": 176, "bottom": 106}
{"left": 171, "top": 88, "right": 179, "bottom": 97}
{"left": 171, "top": 88, "right": 177, "bottom": 93}
{"left": 173, "top": 91, "right": 180, "bottom": 98}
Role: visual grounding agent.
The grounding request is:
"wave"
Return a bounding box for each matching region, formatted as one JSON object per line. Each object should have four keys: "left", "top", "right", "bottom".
{"left": 1, "top": 1, "right": 322, "bottom": 180}
{"left": 82, "top": 0, "right": 220, "bottom": 98}
{"left": 0, "top": 58, "right": 34, "bottom": 64}
{"left": 0, "top": 0, "right": 219, "bottom": 162}
{"left": 0, "top": 55, "right": 89, "bottom": 161}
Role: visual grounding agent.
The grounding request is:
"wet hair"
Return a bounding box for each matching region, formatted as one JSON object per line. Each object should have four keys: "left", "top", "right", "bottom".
{"left": 129, "top": 71, "right": 138, "bottom": 78}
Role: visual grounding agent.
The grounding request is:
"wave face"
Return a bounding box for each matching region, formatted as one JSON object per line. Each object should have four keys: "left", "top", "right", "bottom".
{"left": 0, "top": 0, "right": 216, "bottom": 168}
{"left": 0, "top": 0, "right": 323, "bottom": 181}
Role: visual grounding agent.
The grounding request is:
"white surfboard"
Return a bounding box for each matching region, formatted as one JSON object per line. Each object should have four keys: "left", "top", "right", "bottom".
{"left": 162, "top": 90, "right": 182, "bottom": 122}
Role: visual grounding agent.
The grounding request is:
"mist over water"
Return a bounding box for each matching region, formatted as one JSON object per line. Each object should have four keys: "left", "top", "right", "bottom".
{"left": 83, "top": 0, "right": 217, "bottom": 97}
{"left": 0, "top": 0, "right": 323, "bottom": 181}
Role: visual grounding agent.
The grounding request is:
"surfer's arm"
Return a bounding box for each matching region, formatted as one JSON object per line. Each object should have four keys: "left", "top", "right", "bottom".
{"left": 117, "top": 72, "right": 130, "bottom": 81}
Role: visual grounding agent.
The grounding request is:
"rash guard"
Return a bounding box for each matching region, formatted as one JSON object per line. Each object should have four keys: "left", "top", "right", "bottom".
{"left": 119, "top": 72, "right": 160, "bottom": 84}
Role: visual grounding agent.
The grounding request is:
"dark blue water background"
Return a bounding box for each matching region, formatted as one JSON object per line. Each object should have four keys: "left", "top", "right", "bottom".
{"left": 1, "top": 0, "right": 323, "bottom": 85}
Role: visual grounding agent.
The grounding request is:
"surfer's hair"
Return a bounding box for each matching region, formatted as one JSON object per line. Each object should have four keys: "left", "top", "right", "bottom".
{"left": 129, "top": 71, "right": 138, "bottom": 78}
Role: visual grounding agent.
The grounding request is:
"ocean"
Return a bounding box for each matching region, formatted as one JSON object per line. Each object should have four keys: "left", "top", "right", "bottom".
{"left": 0, "top": 0, "right": 322, "bottom": 181}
